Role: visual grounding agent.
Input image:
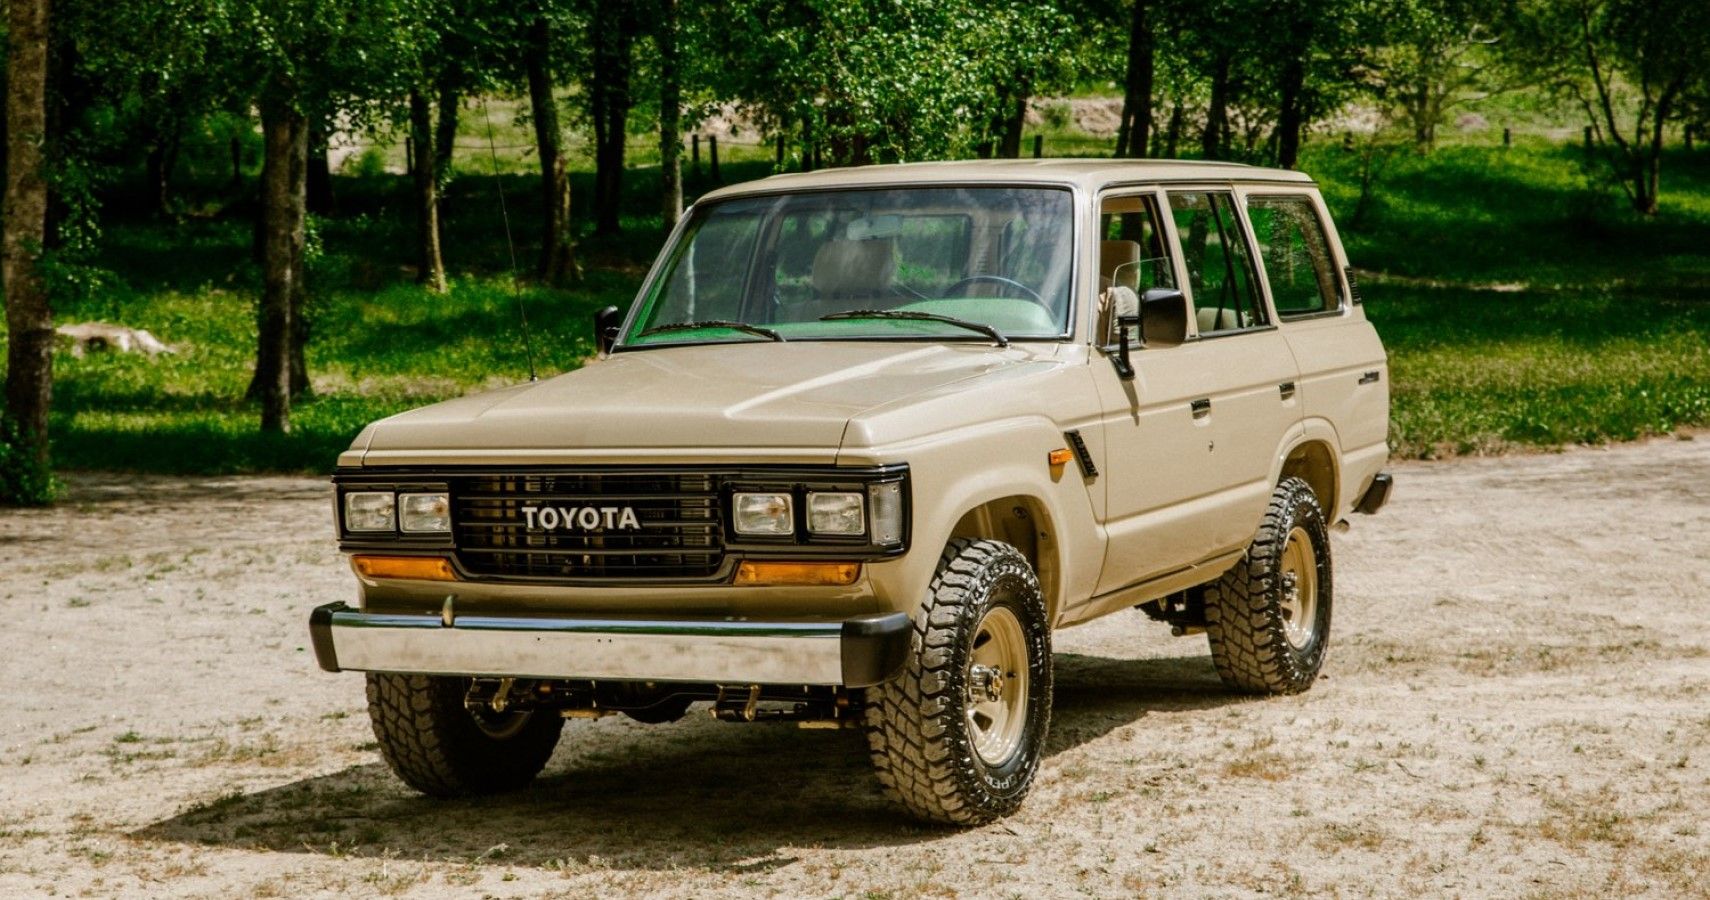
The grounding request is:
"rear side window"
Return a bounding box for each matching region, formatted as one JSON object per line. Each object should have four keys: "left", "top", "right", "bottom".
{"left": 1247, "top": 195, "right": 1340, "bottom": 318}
{"left": 1166, "top": 191, "right": 1265, "bottom": 333}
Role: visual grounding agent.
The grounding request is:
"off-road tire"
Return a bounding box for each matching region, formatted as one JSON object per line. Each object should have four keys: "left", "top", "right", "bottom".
{"left": 366, "top": 674, "right": 564, "bottom": 797}
{"left": 863, "top": 538, "right": 1052, "bottom": 825}
{"left": 1204, "top": 476, "right": 1333, "bottom": 694}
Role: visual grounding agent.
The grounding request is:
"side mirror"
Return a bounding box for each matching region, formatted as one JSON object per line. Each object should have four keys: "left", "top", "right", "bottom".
{"left": 1138, "top": 287, "right": 1189, "bottom": 347}
{"left": 593, "top": 305, "right": 622, "bottom": 355}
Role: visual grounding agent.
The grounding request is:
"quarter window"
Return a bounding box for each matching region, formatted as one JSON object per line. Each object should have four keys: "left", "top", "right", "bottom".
{"left": 1166, "top": 191, "right": 1265, "bottom": 333}
{"left": 1247, "top": 195, "right": 1340, "bottom": 318}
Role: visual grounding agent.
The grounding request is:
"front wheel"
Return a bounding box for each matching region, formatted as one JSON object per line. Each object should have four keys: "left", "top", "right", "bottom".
{"left": 863, "top": 538, "right": 1052, "bottom": 825}
{"left": 1204, "top": 477, "right": 1333, "bottom": 694}
{"left": 366, "top": 674, "right": 564, "bottom": 797}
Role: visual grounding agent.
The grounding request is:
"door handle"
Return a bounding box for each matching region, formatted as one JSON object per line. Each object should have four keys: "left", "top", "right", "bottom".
{"left": 1190, "top": 398, "right": 1211, "bottom": 419}
{"left": 1279, "top": 381, "right": 1297, "bottom": 400}
{"left": 1359, "top": 370, "right": 1381, "bottom": 385}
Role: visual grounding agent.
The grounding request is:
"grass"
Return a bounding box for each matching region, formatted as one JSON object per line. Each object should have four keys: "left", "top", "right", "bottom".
{"left": 4, "top": 117, "right": 1709, "bottom": 474}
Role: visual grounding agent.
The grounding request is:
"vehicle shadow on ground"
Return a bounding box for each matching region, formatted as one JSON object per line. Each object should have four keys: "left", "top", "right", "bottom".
{"left": 134, "top": 652, "right": 1238, "bottom": 870}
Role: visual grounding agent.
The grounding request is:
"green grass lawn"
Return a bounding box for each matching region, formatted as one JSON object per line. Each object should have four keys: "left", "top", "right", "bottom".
{"left": 9, "top": 132, "right": 1710, "bottom": 473}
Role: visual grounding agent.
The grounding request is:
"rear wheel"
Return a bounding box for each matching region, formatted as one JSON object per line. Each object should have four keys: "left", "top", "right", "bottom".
{"left": 1204, "top": 477, "right": 1332, "bottom": 694}
{"left": 366, "top": 674, "right": 564, "bottom": 797}
{"left": 863, "top": 538, "right": 1052, "bottom": 825}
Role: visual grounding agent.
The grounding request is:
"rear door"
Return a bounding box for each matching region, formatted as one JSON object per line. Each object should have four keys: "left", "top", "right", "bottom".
{"left": 1242, "top": 189, "right": 1388, "bottom": 520}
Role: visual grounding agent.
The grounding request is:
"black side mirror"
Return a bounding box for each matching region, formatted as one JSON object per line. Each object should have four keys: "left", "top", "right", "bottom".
{"left": 1138, "top": 287, "right": 1189, "bottom": 346}
{"left": 1113, "top": 313, "right": 1141, "bottom": 380}
{"left": 593, "top": 305, "right": 622, "bottom": 355}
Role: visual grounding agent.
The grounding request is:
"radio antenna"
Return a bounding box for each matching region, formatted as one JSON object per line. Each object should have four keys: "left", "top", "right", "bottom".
{"left": 479, "top": 96, "right": 538, "bottom": 382}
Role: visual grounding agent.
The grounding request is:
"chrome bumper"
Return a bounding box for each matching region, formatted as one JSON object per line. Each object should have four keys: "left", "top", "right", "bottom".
{"left": 309, "top": 602, "right": 911, "bottom": 688}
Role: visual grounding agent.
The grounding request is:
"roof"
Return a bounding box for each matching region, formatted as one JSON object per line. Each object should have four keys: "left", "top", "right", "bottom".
{"left": 697, "top": 158, "right": 1315, "bottom": 203}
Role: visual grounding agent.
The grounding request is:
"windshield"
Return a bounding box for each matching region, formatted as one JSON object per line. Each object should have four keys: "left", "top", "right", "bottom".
{"left": 622, "top": 186, "right": 1076, "bottom": 347}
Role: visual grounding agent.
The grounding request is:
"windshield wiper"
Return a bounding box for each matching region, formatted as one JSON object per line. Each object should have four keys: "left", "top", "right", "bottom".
{"left": 638, "top": 320, "right": 784, "bottom": 342}
{"left": 819, "top": 310, "right": 1009, "bottom": 348}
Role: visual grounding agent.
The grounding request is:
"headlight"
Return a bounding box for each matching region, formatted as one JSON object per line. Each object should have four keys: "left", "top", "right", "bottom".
{"left": 398, "top": 492, "right": 451, "bottom": 534}
{"left": 733, "top": 492, "right": 794, "bottom": 536}
{"left": 807, "top": 491, "right": 865, "bottom": 535}
{"left": 344, "top": 491, "right": 396, "bottom": 532}
{"left": 868, "top": 482, "right": 904, "bottom": 545}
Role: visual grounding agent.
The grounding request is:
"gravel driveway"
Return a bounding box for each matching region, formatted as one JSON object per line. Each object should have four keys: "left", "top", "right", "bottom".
{"left": 2, "top": 435, "right": 1707, "bottom": 898}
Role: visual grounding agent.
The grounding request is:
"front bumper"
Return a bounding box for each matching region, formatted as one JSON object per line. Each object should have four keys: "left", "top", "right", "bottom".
{"left": 308, "top": 602, "right": 911, "bottom": 688}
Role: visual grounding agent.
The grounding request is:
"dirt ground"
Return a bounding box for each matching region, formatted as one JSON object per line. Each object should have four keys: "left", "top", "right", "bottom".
{"left": 3, "top": 436, "right": 1708, "bottom": 899}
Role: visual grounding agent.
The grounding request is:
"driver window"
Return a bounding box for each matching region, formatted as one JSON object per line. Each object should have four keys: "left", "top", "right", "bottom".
{"left": 1097, "top": 194, "right": 1174, "bottom": 348}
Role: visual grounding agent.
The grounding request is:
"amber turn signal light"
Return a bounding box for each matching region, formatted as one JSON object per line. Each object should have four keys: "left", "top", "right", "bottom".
{"left": 1048, "top": 448, "right": 1074, "bottom": 467}
{"left": 734, "top": 561, "right": 861, "bottom": 586}
{"left": 351, "top": 555, "right": 458, "bottom": 581}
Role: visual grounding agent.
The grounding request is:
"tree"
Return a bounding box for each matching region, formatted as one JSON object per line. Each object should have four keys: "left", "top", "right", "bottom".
{"left": 524, "top": 5, "right": 579, "bottom": 284}
{"left": 4, "top": 0, "right": 56, "bottom": 490}
{"left": 656, "top": 0, "right": 682, "bottom": 228}
{"left": 1114, "top": 0, "right": 1156, "bottom": 159}
{"left": 1358, "top": 0, "right": 1520, "bottom": 151}
{"left": 1518, "top": 0, "right": 1710, "bottom": 214}
{"left": 587, "top": 0, "right": 638, "bottom": 235}
{"left": 225, "top": 0, "right": 418, "bottom": 430}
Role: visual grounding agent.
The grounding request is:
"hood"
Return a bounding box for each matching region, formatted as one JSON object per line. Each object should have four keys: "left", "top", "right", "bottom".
{"left": 356, "top": 341, "right": 1063, "bottom": 465}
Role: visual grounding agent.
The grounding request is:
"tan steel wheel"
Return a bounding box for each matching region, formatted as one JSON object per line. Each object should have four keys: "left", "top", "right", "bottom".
{"left": 1278, "top": 526, "right": 1320, "bottom": 651}
{"left": 965, "top": 605, "right": 1030, "bottom": 768}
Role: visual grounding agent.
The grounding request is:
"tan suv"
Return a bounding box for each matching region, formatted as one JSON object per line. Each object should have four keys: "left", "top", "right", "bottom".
{"left": 309, "top": 160, "right": 1391, "bottom": 825}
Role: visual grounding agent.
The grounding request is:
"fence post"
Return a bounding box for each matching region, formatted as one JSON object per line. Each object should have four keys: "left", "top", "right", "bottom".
{"left": 1502, "top": 127, "right": 1511, "bottom": 148}
{"left": 709, "top": 135, "right": 720, "bottom": 183}
{"left": 1033, "top": 134, "right": 1043, "bottom": 159}
{"left": 1584, "top": 126, "right": 1593, "bottom": 163}
{"left": 776, "top": 135, "right": 785, "bottom": 168}
{"left": 691, "top": 133, "right": 701, "bottom": 176}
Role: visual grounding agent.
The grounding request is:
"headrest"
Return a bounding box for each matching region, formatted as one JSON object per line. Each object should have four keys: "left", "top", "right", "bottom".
{"left": 812, "top": 240, "right": 896, "bottom": 297}
{"left": 1100, "top": 240, "right": 1141, "bottom": 282}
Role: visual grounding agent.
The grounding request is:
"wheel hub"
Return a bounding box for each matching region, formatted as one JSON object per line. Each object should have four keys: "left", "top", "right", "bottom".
{"left": 1278, "top": 526, "right": 1319, "bottom": 651}
{"left": 964, "top": 605, "right": 1030, "bottom": 768}
{"left": 968, "top": 664, "right": 1006, "bottom": 703}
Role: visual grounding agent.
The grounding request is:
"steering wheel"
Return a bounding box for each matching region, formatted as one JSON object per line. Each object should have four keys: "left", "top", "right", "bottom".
{"left": 941, "top": 275, "right": 1047, "bottom": 309}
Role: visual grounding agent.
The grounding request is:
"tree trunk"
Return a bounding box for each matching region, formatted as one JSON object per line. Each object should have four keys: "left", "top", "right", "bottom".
{"left": 998, "top": 93, "right": 1026, "bottom": 159}
{"left": 1202, "top": 56, "right": 1230, "bottom": 161}
{"left": 410, "top": 90, "right": 446, "bottom": 292}
{"left": 145, "top": 120, "right": 180, "bottom": 217}
{"left": 249, "top": 100, "right": 307, "bottom": 433}
{"left": 589, "top": 0, "right": 637, "bottom": 235}
{"left": 4, "top": 0, "right": 53, "bottom": 468}
{"left": 526, "top": 15, "right": 577, "bottom": 284}
{"left": 657, "top": 0, "right": 682, "bottom": 228}
{"left": 434, "top": 80, "right": 459, "bottom": 198}
{"left": 1162, "top": 101, "right": 1182, "bottom": 157}
{"left": 1276, "top": 53, "right": 1306, "bottom": 169}
{"left": 1114, "top": 0, "right": 1153, "bottom": 159}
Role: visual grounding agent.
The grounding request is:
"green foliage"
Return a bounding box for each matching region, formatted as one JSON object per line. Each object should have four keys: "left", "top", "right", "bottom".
{"left": 1307, "top": 139, "right": 1710, "bottom": 456}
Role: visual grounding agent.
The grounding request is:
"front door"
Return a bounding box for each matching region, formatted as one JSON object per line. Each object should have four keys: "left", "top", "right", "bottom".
{"left": 1091, "top": 187, "right": 1302, "bottom": 596}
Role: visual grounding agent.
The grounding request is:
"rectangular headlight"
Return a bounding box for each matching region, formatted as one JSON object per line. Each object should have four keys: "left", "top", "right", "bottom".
{"left": 868, "top": 482, "right": 904, "bottom": 545}
{"left": 344, "top": 491, "right": 396, "bottom": 532}
{"left": 398, "top": 492, "right": 451, "bottom": 534}
{"left": 807, "top": 491, "right": 865, "bottom": 535}
{"left": 733, "top": 492, "right": 794, "bottom": 536}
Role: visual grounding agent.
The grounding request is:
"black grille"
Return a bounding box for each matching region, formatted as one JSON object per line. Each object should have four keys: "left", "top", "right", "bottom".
{"left": 452, "top": 472, "right": 723, "bottom": 580}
